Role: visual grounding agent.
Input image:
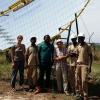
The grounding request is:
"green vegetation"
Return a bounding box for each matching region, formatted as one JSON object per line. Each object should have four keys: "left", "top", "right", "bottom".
{"left": 0, "top": 44, "right": 100, "bottom": 81}
{"left": 92, "top": 44, "right": 100, "bottom": 82}
{"left": 92, "top": 61, "right": 100, "bottom": 83}
{"left": 0, "top": 63, "right": 11, "bottom": 80}
{"left": 92, "top": 44, "right": 100, "bottom": 61}
{"left": 0, "top": 53, "right": 11, "bottom": 80}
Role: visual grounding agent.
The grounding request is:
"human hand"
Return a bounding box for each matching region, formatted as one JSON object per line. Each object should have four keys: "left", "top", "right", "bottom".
{"left": 12, "top": 62, "right": 17, "bottom": 69}
{"left": 25, "top": 64, "right": 29, "bottom": 69}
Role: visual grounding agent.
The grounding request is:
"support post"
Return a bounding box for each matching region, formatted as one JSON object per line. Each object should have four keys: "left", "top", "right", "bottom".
{"left": 66, "top": 23, "right": 71, "bottom": 48}
{"left": 75, "top": 13, "right": 79, "bottom": 36}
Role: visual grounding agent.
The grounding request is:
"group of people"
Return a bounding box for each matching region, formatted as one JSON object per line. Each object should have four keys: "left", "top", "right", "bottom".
{"left": 67, "top": 33, "right": 92, "bottom": 100}
{"left": 10, "top": 33, "right": 93, "bottom": 100}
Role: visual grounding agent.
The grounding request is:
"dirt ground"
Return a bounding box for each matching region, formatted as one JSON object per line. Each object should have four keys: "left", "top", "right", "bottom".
{"left": 0, "top": 81, "right": 75, "bottom": 100}
{"left": 0, "top": 80, "right": 100, "bottom": 100}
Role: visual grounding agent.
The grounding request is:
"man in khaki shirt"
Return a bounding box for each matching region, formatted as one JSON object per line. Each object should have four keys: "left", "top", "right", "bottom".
{"left": 68, "top": 34, "right": 78, "bottom": 94}
{"left": 26, "top": 37, "right": 39, "bottom": 91}
{"left": 76, "top": 33, "right": 93, "bottom": 100}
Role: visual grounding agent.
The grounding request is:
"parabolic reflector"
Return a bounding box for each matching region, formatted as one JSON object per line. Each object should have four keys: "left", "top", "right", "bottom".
{"left": 0, "top": 0, "right": 90, "bottom": 50}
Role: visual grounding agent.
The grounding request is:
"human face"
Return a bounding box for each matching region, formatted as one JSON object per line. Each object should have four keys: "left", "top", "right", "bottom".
{"left": 17, "top": 36, "right": 23, "bottom": 44}
{"left": 78, "top": 36, "right": 85, "bottom": 44}
{"left": 44, "top": 35, "right": 50, "bottom": 43}
{"left": 71, "top": 38, "right": 77, "bottom": 43}
{"left": 31, "top": 39, "right": 36, "bottom": 44}
{"left": 57, "top": 42, "right": 63, "bottom": 48}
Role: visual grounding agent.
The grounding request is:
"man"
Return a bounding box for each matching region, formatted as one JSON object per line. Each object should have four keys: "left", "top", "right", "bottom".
{"left": 35, "top": 35, "right": 54, "bottom": 94}
{"left": 26, "top": 37, "right": 39, "bottom": 91}
{"left": 54, "top": 39, "right": 69, "bottom": 95}
{"left": 68, "top": 34, "right": 78, "bottom": 95}
{"left": 76, "top": 33, "right": 93, "bottom": 100}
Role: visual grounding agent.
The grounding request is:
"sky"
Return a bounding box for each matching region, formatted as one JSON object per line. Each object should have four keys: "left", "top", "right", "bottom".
{"left": 0, "top": 0, "right": 100, "bottom": 49}
{"left": 78, "top": 0, "right": 100, "bottom": 43}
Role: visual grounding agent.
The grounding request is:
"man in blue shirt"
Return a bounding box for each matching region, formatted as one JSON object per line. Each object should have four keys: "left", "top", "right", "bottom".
{"left": 35, "top": 35, "right": 54, "bottom": 94}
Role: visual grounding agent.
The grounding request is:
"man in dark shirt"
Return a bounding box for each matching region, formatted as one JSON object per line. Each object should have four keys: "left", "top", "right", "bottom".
{"left": 35, "top": 35, "right": 54, "bottom": 94}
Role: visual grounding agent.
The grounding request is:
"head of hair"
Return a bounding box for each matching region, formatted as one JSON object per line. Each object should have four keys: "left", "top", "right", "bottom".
{"left": 44, "top": 35, "right": 50, "bottom": 40}
{"left": 30, "top": 37, "right": 36, "bottom": 41}
{"left": 17, "top": 35, "right": 23, "bottom": 40}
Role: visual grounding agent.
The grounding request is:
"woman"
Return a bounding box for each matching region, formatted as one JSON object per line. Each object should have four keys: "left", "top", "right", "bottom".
{"left": 11, "top": 35, "right": 26, "bottom": 91}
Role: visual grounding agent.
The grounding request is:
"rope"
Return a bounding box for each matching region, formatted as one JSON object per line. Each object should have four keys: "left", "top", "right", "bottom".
{"left": 80, "top": 16, "right": 90, "bottom": 37}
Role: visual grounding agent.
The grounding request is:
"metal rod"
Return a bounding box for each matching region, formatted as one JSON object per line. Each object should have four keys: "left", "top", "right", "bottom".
{"left": 75, "top": 13, "right": 79, "bottom": 36}
{"left": 66, "top": 24, "right": 71, "bottom": 48}
{"left": 89, "top": 32, "right": 94, "bottom": 43}
{"left": 60, "top": 38, "right": 67, "bottom": 39}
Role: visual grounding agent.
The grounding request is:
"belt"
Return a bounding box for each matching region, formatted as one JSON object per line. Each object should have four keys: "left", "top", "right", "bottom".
{"left": 76, "top": 62, "right": 85, "bottom": 65}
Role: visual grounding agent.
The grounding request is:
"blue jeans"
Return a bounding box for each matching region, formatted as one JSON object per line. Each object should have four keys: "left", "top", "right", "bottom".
{"left": 11, "top": 61, "right": 24, "bottom": 88}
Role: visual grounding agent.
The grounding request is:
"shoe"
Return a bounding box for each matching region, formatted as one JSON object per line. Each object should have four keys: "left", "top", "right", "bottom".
{"left": 75, "top": 94, "right": 83, "bottom": 100}
{"left": 34, "top": 89, "right": 41, "bottom": 94}
{"left": 71, "top": 92, "right": 75, "bottom": 96}
{"left": 19, "top": 85, "right": 24, "bottom": 90}
{"left": 84, "top": 96, "right": 88, "bottom": 100}
{"left": 46, "top": 88, "right": 51, "bottom": 93}
{"left": 64, "top": 91, "right": 70, "bottom": 95}
{"left": 11, "top": 88, "right": 16, "bottom": 92}
{"left": 83, "top": 95, "right": 88, "bottom": 100}
{"left": 29, "top": 85, "right": 35, "bottom": 90}
{"left": 75, "top": 96, "right": 83, "bottom": 100}
{"left": 34, "top": 87, "right": 41, "bottom": 94}
{"left": 29, "top": 89, "right": 33, "bottom": 92}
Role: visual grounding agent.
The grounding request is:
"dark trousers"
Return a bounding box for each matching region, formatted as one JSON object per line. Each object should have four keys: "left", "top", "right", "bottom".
{"left": 38, "top": 64, "right": 51, "bottom": 89}
{"left": 11, "top": 61, "right": 24, "bottom": 88}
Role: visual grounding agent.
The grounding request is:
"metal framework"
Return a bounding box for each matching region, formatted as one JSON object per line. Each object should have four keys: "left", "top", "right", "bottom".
{"left": 0, "top": 0, "right": 92, "bottom": 49}
{"left": 53, "top": 0, "right": 91, "bottom": 39}
{"left": 0, "top": 0, "right": 34, "bottom": 16}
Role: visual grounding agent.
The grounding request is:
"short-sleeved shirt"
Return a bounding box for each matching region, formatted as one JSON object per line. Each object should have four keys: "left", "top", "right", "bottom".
{"left": 26, "top": 45, "right": 39, "bottom": 66}
{"left": 11, "top": 44, "right": 25, "bottom": 61}
{"left": 54, "top": 47, "right": 68, "bottom": 64}
{"left": 68, "top": 44, "right": 78, "bottom": 66}
{"left": 77, "top": 42, "right": 92, "bottom": 65}
{"left": 38, "top": 42, "right": 54, "bottom": 65}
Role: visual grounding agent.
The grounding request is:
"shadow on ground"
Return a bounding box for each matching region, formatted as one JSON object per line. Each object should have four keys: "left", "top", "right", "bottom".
{"left": 88, "top": 83, "right": 100, "bottom": 99}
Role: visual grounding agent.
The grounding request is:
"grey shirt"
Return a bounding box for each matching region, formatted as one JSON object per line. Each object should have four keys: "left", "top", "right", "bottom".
{"left": 11, "top": 44, "right": 25, "bottom": 62}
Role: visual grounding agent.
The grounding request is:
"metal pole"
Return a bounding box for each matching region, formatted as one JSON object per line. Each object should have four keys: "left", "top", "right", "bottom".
{"left": 66, "top": 23, "right": 71, "bottom": 48}
{"left": 75, "top": 13, "right": 79, "bottom": 36}
{"left": 89, "top": 32, "right": 94, "bottom": 43}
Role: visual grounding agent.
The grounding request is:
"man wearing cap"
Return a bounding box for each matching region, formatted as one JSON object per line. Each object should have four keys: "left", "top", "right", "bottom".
{"left": 26, "top": 37, "right": 39, "bottom": 91}
{"left": 54, "top": 39, "right": 69, "bottom": 95}
{"left": 68, "top": 34, "right": 78, "bottom": 95}
{"left": 76, "top": 33, "right": 93, "bottom": 100}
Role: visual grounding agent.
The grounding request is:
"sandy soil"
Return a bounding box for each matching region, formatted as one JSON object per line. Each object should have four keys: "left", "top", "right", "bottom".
{"left": 0, "top": 81, "right": 100, "bottom": 100}
{"left": 0, "top": 81, "right": 75, "bottom": 100}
